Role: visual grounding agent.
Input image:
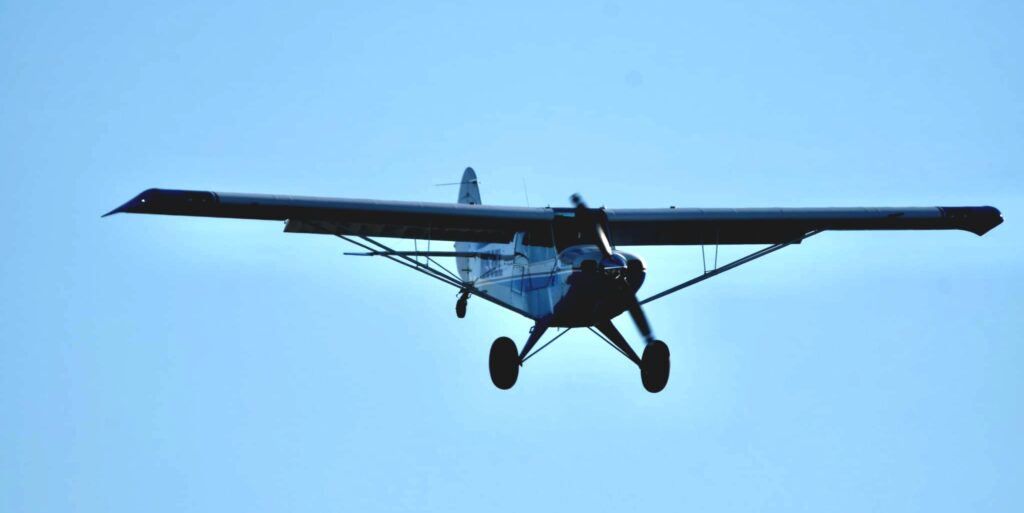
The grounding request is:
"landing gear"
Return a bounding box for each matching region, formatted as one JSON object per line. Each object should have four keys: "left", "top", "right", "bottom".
{"left": 487, "top": 325, "right": 670, "bottom": 392}
{"left": 640, "top": 340, "right": 670, "bottom": 393}
{"left": 488, "top": 322, "right": 553, "bottom": 390}
{"left": 489, "top": 336, "right": 519, "bottom": 390}
{"left": 594, "top": 320, "right": 670, "bottom": 393}
{"left": 455, "top": 292, "right": 469, "bottom": 318}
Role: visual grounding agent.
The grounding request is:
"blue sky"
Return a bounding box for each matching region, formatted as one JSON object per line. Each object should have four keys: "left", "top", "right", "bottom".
{"left": 2, "top": 1, "right": 1022, "bottom": 511}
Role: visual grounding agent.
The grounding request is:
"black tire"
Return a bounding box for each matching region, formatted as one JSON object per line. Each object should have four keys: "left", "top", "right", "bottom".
{"left": 641, "top": 340, "right": 670, "bottom": 393}
{"left": 489, "top": 336, "right": 519, "bottom": 390}
{"left": 456, "top": 297, "right": 467, "bottom": 318}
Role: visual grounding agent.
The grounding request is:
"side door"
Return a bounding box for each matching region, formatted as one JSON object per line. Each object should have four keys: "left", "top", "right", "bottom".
{"left": 511, "top": 232, "right": 526, "bottom": 295}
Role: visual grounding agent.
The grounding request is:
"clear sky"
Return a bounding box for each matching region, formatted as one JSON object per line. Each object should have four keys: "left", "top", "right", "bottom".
{"left": 2, "top": 1, "right": 1021, "bottom": 511}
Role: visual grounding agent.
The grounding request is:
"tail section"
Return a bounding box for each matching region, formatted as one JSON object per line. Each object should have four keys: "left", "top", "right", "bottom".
{"left": 456, "top": 167, "right": 482, "bottom": 281}
{"left": 458, "top": 167, "right": 481, "bottom": 205}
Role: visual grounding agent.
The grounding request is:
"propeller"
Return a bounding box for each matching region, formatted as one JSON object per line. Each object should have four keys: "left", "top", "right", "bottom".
{"left": 571, "top": 194, "right": 656, "bottom": 344}
{"left": 570, "top": 193, "right": 614, "bottom": 258}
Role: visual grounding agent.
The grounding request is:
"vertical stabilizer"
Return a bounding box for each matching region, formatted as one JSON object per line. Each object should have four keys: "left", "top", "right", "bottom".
{"left": 456, "top": 167, "right": 481, "bottom": 282}
{"left": 458, "top": 167, "right": 481, "bottom": 205}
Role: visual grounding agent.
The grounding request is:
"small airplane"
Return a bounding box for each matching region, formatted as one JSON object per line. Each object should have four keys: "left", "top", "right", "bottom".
{"left": 105, "top": 167, "right": 1003, "bottom": 392}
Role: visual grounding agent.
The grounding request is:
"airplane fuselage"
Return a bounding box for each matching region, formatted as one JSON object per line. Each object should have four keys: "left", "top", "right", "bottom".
{"left": 458, "top": 233, "right": 646, "bottom": 327}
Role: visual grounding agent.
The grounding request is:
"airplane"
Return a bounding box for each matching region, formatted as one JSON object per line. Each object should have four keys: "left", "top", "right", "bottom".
{"left": 104, "top": 167, "right": 1003, "bottom": 392}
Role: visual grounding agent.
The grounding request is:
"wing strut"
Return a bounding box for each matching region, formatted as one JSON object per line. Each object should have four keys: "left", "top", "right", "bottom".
{"left": 310, "top": 220, "right": 465, "bottom": 289}
{"left": 304, "top": 219, "right": 534, "bottom": 318}
{"left": 521, "top": 328, "right": 573, "bottom": 364}
{"left": 640, "top": 230, "right": 823, "bottom": 305}
{"left": 587, "top": 326, "right": 640, "bottom": 364}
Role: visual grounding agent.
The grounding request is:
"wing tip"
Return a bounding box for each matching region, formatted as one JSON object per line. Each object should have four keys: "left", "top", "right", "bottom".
{"left": 942, "top": 206, "right": 1003, "bottom": 236}
{"left": 101, "top": 190, "right": 151, "bottom": 218}
{"left": 102, "top": 188, "right": 220, "bottom": 218}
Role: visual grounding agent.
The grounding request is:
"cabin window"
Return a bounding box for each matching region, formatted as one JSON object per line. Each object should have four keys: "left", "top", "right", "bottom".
{"left": 511, "top": 265, "right": 524, "bottom": 294}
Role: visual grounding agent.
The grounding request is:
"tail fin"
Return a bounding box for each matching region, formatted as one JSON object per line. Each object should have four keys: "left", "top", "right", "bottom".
{"left": 455, "top": 167, "right": 481, "bottom": 282}
{"left": 458, "top": 167, "right": 481, "bottom": 205}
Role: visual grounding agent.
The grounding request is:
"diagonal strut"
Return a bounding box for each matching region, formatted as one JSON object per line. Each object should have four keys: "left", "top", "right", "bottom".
{"left": 640, "top": 230, "right": 822, "bottom": 305}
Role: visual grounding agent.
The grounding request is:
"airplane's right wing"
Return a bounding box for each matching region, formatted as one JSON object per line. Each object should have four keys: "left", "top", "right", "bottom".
{"left": 104, "top": 188, "right": 553, "bottom": 243}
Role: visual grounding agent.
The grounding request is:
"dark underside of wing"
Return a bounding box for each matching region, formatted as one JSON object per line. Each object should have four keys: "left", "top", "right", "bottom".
{"left": 105, "top": 188, "right": 1002, "bottom": 246}
{"left": 104, "top": 188, "right": 553, "bottom": 243}
{"left": 605, "top": 206, "right": 1003, "bottom": 245}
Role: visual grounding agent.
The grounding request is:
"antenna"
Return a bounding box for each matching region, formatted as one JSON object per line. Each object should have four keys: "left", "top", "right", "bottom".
{"left": 522, "top": 178, "right": 531, "bottom": 207}
{"left": 435, "top": 180, "right": 478, "bottom": 187}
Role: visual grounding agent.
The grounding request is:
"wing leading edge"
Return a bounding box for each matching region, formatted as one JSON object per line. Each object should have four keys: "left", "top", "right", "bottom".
{"left": 105, "top": 188, "right": 1002, "bottom": 245}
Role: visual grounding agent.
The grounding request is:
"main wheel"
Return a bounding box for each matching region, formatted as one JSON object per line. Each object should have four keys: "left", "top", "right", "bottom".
{"left": 489, "top": 336, "right": 519, "bottom": 390}
{"left": 456, "top": 296, "right": 467, "bottom": 318}
{"left": 640, "top": 340, "right": 670, "bottom": 393}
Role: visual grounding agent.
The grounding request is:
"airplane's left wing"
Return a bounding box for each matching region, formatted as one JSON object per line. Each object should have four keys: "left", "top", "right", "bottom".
{"left": 104, "top": 188, "right": 553, "bottom": 243}
{"left": 604, "top": 206, "right": 1003, "bottom": 246}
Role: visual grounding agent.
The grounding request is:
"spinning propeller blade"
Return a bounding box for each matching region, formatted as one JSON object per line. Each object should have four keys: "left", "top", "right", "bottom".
{"left": 572, "top": 194, "right": 655, "bottom": 344}
{"left": 571, "top": 193, "right": 614, "bottom": 258}
{"left": 625, "top": 292, "right": 655, "bottom": 344}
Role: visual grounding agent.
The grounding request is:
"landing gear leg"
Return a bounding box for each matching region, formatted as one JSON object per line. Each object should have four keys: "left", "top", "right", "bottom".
{"left": 594, "top": 320, "right": 670, "bottom": 393}
{"left": 593, "top": 320, "right": 642, "bottom": 365}
{"left": 517, "top": 321, "right": 549, "bottom": 364}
